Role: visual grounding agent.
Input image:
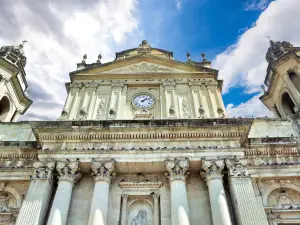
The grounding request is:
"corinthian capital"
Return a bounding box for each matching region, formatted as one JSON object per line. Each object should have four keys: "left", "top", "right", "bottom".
{"left": 165, "top": 158, "right": 189, "bottom": 182}
{"left": 91, "top": 159, "right": 116, "bottom": 183}
{"left": 56, "top": 161, "right": 82, "bottom": 183}
{"left": 201, "top": 159, "right": 224, "bottom": 182}
{"left": 225, "top": 158, "right": 249, "bottom": 177}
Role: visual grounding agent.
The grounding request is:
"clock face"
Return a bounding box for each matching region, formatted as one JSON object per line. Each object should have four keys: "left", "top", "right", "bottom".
{"left": 132, "top": 94, "right": 155, "bottom": 108}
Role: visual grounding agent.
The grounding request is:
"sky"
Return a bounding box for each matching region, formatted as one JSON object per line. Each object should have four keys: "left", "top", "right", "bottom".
{"left": 0, "top": 0, "right": 299, "bottom": 120}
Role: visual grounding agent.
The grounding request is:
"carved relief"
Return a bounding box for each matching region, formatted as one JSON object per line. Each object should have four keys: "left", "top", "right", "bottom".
{"left": 137, "top": 40, "right": 151, "bottom": 55}
{"left": 181, "top": 97, "right": 189, "bottom": 118}
{"left": 96, "top": 100, "right": 105, "bottom": 119}
{"left": 131, "top": 209, "right": 148, "bottom": 225}
{"left": 104, "top": 62, "right": 185, "bottom": 74}
{"left": 119, "top": 173, "right": 162, "bottom": 189}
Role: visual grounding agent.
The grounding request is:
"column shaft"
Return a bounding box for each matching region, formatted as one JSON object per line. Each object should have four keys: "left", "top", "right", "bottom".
{"left": 16, "top": 180, "right": 53, "bottom": 225}
{"left": 47, "top": 180, "right": 74, "bottom": 225}
{"left": 88, "top": 181, "right": 110, "bottom": 225}
{"left": 207, "top": 178, "right": 232, "bottom": 225}
{"left": 170, "top": 180, "right": 190, "bottom": 225}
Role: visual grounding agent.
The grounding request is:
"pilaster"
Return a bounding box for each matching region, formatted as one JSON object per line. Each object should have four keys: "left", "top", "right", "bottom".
{"left": 226, "top": 159, "right": 270, "bottom": 225}
{"left": 16, "top": 161, "right": 55, "bottom": 225}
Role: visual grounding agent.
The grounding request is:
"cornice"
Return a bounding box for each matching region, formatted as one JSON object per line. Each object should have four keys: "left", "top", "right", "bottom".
{"left": 38, "top": 130, "right": 245, "bottom": 141}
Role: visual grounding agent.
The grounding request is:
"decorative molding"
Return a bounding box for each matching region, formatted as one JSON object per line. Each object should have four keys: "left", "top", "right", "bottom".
{"left": 56, "top": 161, "right": 82, "bottom": 184}
{"left": 201, "top": 159, "right": 224, "bottom": 182}
{"left": 165, "top": 158, "right": 189, "bottom": 182}
{"left": 91, "top": 159, "right": 116, "bottom": 183}
{"left": 181, "top": 97, "right": 189, "bottom": 118}
{"left": 39, "top": 131, "right": 244, "bottom": 141}
{"left": 249, "top": 155, "right": 300, "bottom": 166}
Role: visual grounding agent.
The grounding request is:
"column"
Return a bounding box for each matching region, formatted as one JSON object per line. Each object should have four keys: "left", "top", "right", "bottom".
{"left": 225, "top": 159, "right": 268, "bottom": 225}
{"left": 283, "top": 74, "right": 300, "bottom": 105}
{"left": 121, "top": 194, "right": 128, "bottom": 225}
{"left": 88, "top": 159, "right": 116, "bottom": 225}
{"left": 165, "top": 158, "right": 190, "bottom": 225}
{"left": 201, "top": 160, "right": 232, "bottom": 225}
{"left": 163, "top": 79, "right": 177, "bottom": 118}
{"left": 16, "top": 162, "right": 55, "bottom": 225}
{"left": 47, "top": 162, "right": 82, "bottom": 225}
{"left": 152, "top": 192, "right": 160, "bottom": 225}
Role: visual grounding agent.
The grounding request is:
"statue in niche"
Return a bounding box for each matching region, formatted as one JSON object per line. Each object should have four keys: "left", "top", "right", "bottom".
{"left": 169, "top": 106, "right": 175, "bottom": 116}
{"left": 131, "top": 209, "right": 148, "bottom": 225}
{"left": 0, "top": 193, "right": 10, "bottom": 212}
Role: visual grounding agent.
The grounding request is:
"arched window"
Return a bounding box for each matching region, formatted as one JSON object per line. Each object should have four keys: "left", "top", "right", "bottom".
{"left": 281, "top": 92, "right": 295, "bottom": 116}
{"left": 0, "top": 96, "right": 10, "bottom": 122}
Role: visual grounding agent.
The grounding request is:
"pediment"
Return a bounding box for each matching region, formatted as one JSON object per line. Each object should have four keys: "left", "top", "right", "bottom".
{"left": 101, "top": 61, "right": 188, "bottom": 74}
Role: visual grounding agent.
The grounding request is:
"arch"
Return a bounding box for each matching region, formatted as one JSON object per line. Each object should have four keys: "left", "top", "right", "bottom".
{"left": 0, "top": 96, "right": 10, "bottom": 122}
{"left": 281, "top": 92, "right": 296, "bottom": 116}
{"left": 262, "top": 183, "right": 300, "bottom": 206}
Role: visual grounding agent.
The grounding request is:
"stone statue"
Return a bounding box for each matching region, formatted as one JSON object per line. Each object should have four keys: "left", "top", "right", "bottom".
{"left": 0, "top": 193, "right": 10, "bottom": 212}
{"left": 169, "top": 106, "right": 175, "bottom": 116}
{"left": 131, "top": 209, "right": 148, "bottom": 225}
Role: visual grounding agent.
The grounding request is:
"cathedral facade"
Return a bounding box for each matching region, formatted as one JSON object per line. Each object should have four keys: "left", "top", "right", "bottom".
{"left": 0, "top": 40, "right": 299, "bottom": 225}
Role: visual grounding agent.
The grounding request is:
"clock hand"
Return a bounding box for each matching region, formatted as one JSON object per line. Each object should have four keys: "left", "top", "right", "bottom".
{"left": 141, "top": 97, "right": 148, "bottom": 102}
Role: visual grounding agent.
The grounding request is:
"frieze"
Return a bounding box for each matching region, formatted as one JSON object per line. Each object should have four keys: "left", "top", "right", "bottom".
{"left": 248, "top": 155, "right": 300, "bottom": 166}
{"left": 245, "top": 146, "right": 299, "bottom": 156}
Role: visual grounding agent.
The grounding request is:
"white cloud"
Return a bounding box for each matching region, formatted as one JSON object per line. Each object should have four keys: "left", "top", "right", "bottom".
{"left": 0, "top": 0, "right": 140, "bottom": 120}
{"left": 175, "top": 0, "right": 181, "bottom": 10}
{"left": 214, "top": 0, "right": 300, "bottom": 117}
{"left": 244, "top": 0, "right": 270, "bottom": 11}
{"left": 226, "top": 95, "right": 273, "bottom": 118}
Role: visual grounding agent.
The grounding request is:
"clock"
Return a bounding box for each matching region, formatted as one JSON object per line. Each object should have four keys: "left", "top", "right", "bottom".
{"left": 132, "top": 94, "right": 155, "bottom": 109}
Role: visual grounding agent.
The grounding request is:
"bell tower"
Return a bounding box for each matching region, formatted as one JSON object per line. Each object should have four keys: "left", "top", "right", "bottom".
{"left": 0, "top": 42, "right": 32, "bottom": 122}
{"left": 260, "top": 40, "right": 300, "bottom": 119}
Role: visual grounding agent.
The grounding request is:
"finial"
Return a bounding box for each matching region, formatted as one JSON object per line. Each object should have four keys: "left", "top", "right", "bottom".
{"left": 97, "top": 54, "right": 102, "bottom": 63}
{"left": 186, "top": 52, "right": 191, "bottom": 61}
{"left": 19, "top": 40, "right": 28, "bottom": 48}
{"left": 82, "top": 54, "right": 87, "bottom": 63}
{"left": 201, "top": 53, "right": 206, "bottom": 61}
{"left": 266, "top": 36, "right": 274, "bottom": 45}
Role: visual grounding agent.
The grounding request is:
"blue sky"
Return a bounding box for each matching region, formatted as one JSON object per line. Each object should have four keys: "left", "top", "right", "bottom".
{"left": 0, "top": 0, "right": 299, "bottom": 120}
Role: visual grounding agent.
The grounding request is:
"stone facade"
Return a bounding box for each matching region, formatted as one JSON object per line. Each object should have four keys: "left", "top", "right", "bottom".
{"left": 0, "top": 40, "right": 299, "bottom": 225}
